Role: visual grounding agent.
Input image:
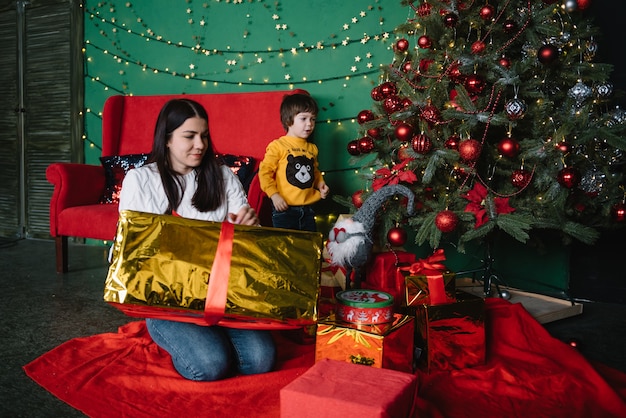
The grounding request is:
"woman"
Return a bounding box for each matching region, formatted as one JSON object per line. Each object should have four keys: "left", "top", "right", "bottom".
{"left": 118, "top": 98, "right": 276, "bottom": 381}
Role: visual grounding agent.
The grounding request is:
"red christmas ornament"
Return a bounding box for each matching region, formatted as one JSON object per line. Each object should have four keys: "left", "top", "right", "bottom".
{"left": 556, "top": 140, "right": 571, "bottom": 153}
{"left": 511, "top": 169, "right": 532, "bottom": 189}
{"left": 357, "top": 110, "right": 374, "bottom": 124}
{"left": 417, "top": 35, "right": 432, "bottom": 49}
{"left": 611, "top": 202, "right": 626, "bottom": 222}
{"left": 557, "top": 167, "right": 581, "bottom": 189}
{"left": 411, "top": 133, "right": 433, "bottom": 154}
{"left": 471, "top": 41, "right": 486, "bottom": 54}
{"left": 394, "top": 123, "right": 414, "bottom": 142}
{"left": 357, "top": 136, "right": 375, "bottom": 154}
{"left": 577, "top": 0, "right": 591, "bottom": 10}
{"left": 435, "top": 210, "right": 459, "bottom": 233}
{"left": 367, "top": 127, "right": 382, "bottom": 139}
{"left": 497, "top": 137, "right": 521, "bottom": 158}
{"left": 379, "top": 81, "right": 398, "bottom": 98}
{"left": 400, "top": 97, "right": 413, "bottom": 109}
{"left": 417, "top": 2, "right": 432, "bottom": 16}
{"left": 479, "top": 4, "right": 495, "bottom": 20}
{"left": 395, "top": 38, "right": 409, "bottom": 52}
{"left": 443, "top": 12, "right": 459, "bottom": 28}
{"left": 448, "top": 63, "right": 464, "bottom": 83}
{"left": 420, "top": 104, "right": 441, "bottom": 125}
{"left": 465, "top": 74, "right": 486, "bottom": 94}
{"left": 444, "top": 135, "right": 460, "bottom": 150}
{"left": 499, "top": 56, "right": 511, "bottom": 69}
{"left": 371, "top": 86, "right": 385, "bottom": 101}
{"left": 503, "top": 19, "right": 518, "bottom": 33}
{"left": 383, "top": 95, "right": 401, "bottom": 114}
{"left": 347, "top": 140, "right": 360, "bottom": 156}
{"left": 538, "top": 44, "right": 559, "bottom": 65}
{"left": 351, "top": 190, "right": 364, "bottom": 208}
{"left": 458, "top": 139, "right": 482, "bottom": 162}
{"left": 387, "top": 227, "right": 408, "bottom": 247}
{"left": 401, "top": 61, "right": 412, "bottom": 73}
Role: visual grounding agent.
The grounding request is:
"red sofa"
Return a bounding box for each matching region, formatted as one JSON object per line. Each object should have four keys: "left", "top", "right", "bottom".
{"left": 46, "top": 91, "right": 288, "bottom": 273}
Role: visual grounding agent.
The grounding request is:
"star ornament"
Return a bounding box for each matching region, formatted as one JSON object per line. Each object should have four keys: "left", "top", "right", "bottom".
{"left": 462, "top": 183, "right": 515, "bottom": 228}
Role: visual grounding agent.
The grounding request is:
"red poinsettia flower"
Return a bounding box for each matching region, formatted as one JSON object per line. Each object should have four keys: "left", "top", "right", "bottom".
{"left": 462, "top": 183, "right": 515, "bottom": 228}
{"left": 372, "top": 159, "right": 418, "bottom": 191}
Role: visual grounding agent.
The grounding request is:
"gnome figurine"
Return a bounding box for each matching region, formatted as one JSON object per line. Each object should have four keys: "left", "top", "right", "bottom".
{"left": 326, "top": 184, "right": 415, "bottom": 289}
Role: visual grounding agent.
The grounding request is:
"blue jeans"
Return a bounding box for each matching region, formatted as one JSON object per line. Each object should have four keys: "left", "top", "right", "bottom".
{"left": 272, "top": 205, "right": 317, "bottom": 232}
{"left": 146, "top": 319, "right": 276, "bottom": 381}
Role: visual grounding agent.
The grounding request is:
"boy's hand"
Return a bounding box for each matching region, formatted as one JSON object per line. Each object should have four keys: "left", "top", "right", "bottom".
{"left": 318, "top": 182, "right": 330, "bottom": 199}
{"left": 271, "top": 193, "right": 289, "bottom": 212}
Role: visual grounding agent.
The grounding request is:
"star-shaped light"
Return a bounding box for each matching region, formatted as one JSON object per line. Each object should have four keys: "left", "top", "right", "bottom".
{"left": 343, "top": 24, "right": 349, "bottom": 30}
{"left": 257, "top": 58, "right": 263, "bottom": 63}
{"left": 200, "top": 20, "right": 206, "bottom": 26}
{"left": 285, "top": 74, "right": 291, "bottom": 80}
{"left": 366, "top": 52, "right": 372, "bottom": 58}
{"left": 189, "top": 63, "right": 195, "bottom": 70}
{"left": 360, "top": 11, "right": 366, "bottom": 17}
{"left": 366, "top": 62, "right": 373, "bottom": 68}
{"left": 342, "top": 39, "right": 349, "bottom": 46}
{"left": 354, "top": 56, "right": 361, "bottom": 62}
{"left": 291, "top": 47, "right": 297, "bottom": 54}
{"left": 350, "top": 66, "right": 357, "bottom": 72}
{"left": 272, "top": 14, "right": 279, "bottom": 20}
{"left": 281, "top": 24, "right": 287, "bottom": 30}
{"left": 351, "top": 17, "right": 358, "bottom": 23}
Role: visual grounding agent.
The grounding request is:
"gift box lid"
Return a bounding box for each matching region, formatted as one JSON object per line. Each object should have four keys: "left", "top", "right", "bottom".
{"left": 336, "top": 289, "right": 394, "bottom": 308}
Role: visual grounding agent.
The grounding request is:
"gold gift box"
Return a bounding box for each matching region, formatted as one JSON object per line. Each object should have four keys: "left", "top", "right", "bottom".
{"left": 104, "top": 210, "right": 323, "bottom": 328}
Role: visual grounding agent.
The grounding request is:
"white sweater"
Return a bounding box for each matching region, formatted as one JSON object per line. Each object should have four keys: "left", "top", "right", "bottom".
{"left": 118, "top": 162, "right": 249, "bottom": 221}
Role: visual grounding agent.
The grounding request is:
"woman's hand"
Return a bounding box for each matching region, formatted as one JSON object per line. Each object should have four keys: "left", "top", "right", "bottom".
{"left": 229, "top": 206, "right": 260, "bottom": 226}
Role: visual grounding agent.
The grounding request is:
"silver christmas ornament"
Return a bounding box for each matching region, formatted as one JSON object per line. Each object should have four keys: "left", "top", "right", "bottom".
{"left": 504, "top": 98, "right": 527, "bottom": 120}
{"left": 564, "top": 0, "right": 578, "bottom": 13}
{"left": 594, "top": 82, "right": 613, "bottom": 100}
{"left": 568, "top": 80, "right": 592, "bottom": 105}
{"left": 579, "top": 169, "right": 605, "bottom": 194}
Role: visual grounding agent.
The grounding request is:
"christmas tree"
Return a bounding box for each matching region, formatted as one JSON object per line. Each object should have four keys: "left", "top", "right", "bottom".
{"left": 342, "top": 0, "right": 626, "bottom": 254}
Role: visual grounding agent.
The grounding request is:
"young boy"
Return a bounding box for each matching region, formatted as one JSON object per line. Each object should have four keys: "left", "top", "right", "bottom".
{"left": 258, "top": 89, "right": 329, "bottom": 232}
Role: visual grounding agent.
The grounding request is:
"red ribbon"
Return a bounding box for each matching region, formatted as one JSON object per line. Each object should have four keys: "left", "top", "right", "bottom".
{"left": 407, "top": 248, "right": 446, "bottom": 275}
{"left": 204, "top": 222, "right": 235, "bottom": 325}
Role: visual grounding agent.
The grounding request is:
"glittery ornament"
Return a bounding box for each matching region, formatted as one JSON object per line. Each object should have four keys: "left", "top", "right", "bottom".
{"left": 379, "top": 81, "right": 398, "bottom": 98}
{"left": 577, "top": 0, "right": 591, "bottom": 10}
{"left": 357, "top": 136, "right": 375, "bottom": 153}
{"left": 411, "top": 133, "right": 433, "bottom": 154}
{"left": 367, "top": 127, "right": 382, "bottom": 139}
{"left": 471, "top": 41, "right": 486, "bottom": 54}
{"left": 421, "top": 104, "right": 441, "bottom": 124}
{"left": 444, "top": 135, "right": 460, "bottom": 150}
{"left": 584, "top": 40, "right": 598, "bottom": 61}
{"left": 387, "top": 227, "right": 408, "bottom": 246}
{"left": 458, "top": 139, "right": 482, "bottom": 162}
{"left": 504, "top": 98, "right": 527, "bottom": 120}
{"left": 499, "top": 56, "right": 511, "bottom": 69}
{"left": 435, "top": 210, "right": 459, "bottom": 233}
{"left": 511, "top": 169, "right": 532, "bottom": 189}
{"left": 371, "top": 86, "right": 385, "bottom": 101}
{"left": 568, "top": 81, "right": 593, "bottom": 105}
{"left": 417, "top": 2, "right": 432, "bottom": 17}
{"left": 357, "top": 110, "right": 374, "bottom": 124}
{"left": 594, "top": 82, "right": 613, "bottom": 100}
{"left": 579, "top": 169, "right": 605, "bottom": 194}
{"left": 383, "top": 95, "right": 402, "bottom": 114}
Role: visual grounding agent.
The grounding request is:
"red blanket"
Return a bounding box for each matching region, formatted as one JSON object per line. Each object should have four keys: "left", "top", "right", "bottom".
{"left": 24, "top": 299, "right": 626, "bottom": 417}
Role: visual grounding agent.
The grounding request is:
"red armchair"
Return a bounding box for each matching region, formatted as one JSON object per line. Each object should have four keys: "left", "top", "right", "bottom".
{"left": 47, "top": 91, "right": 288, "bottom": 273}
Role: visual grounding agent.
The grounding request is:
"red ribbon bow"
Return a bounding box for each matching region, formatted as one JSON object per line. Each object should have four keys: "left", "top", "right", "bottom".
{"left": 408, "top": 248, "right": 446, "bottom": 275}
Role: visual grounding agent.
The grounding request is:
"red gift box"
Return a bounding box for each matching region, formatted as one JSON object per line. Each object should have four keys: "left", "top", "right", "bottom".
{"left": 280, "top": 358, "right": 417, "bottom": 418}
{"left": 364, "top": 250, "right": 416, "bottom": 307}
{"left": 315, "top": 314, "right": 414, "bottom": 373}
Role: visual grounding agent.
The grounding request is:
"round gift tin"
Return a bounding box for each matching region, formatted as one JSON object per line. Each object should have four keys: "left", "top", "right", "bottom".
{"left": 335, "top": 289, "right": 394, "bottom": 325}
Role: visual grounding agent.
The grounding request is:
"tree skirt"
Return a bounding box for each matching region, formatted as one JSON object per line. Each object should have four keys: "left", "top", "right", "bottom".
{"left": 24, "top": 299, "right": 626, "bottom": 417}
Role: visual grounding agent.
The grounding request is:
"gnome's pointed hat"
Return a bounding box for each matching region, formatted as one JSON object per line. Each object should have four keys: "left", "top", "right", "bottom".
{"left": 351, "top": 184, "right": 415, "bottom": 235}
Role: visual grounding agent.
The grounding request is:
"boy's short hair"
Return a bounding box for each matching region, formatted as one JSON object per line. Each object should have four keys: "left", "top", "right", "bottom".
{"left": 280, "top": 91, "right": 318, "bottom": 131}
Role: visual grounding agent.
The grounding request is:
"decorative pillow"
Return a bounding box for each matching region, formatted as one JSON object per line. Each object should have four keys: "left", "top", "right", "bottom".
{"left": 100, "top": 153, "right": 150, "bottom": 204}
{"left": 219, "top": 154, "right": 256, "bottom": 192}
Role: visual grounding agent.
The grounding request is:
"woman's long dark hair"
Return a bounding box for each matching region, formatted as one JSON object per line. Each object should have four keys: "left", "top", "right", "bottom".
{"left": 150, "top": 99, "right": 225, "bottom": 214}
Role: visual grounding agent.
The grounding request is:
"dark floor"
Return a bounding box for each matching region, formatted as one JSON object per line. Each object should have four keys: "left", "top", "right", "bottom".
{"left": 1, "top": 238, "right": 625, "bottom": 417}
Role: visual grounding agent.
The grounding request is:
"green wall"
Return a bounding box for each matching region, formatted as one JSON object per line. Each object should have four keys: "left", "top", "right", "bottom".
{"left": 83, "top": 0, "right": 570, "bottom": 295}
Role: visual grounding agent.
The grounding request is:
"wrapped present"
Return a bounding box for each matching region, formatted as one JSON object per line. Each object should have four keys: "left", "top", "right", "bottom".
{"left": 315, "top": 314, "right": 414, "bottom": 373}
{"left": 104, "top": 210, "right": 323, "bottom": 329}
{"left": 402, "top": 248, "right": 456, "bottom": 306}
{"left": 402, "top": 290, "right": 486, "bottom": 372}
{"left": 364, "top": 250, "right": 416, "bottom": 307}
{"left": 281, "top": 358, "right": 417, "bottom": 418}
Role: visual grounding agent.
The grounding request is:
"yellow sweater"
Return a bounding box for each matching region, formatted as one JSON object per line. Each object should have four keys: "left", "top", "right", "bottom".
{"left": 258, "top": 135, "right": 324, "bottom": 206}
